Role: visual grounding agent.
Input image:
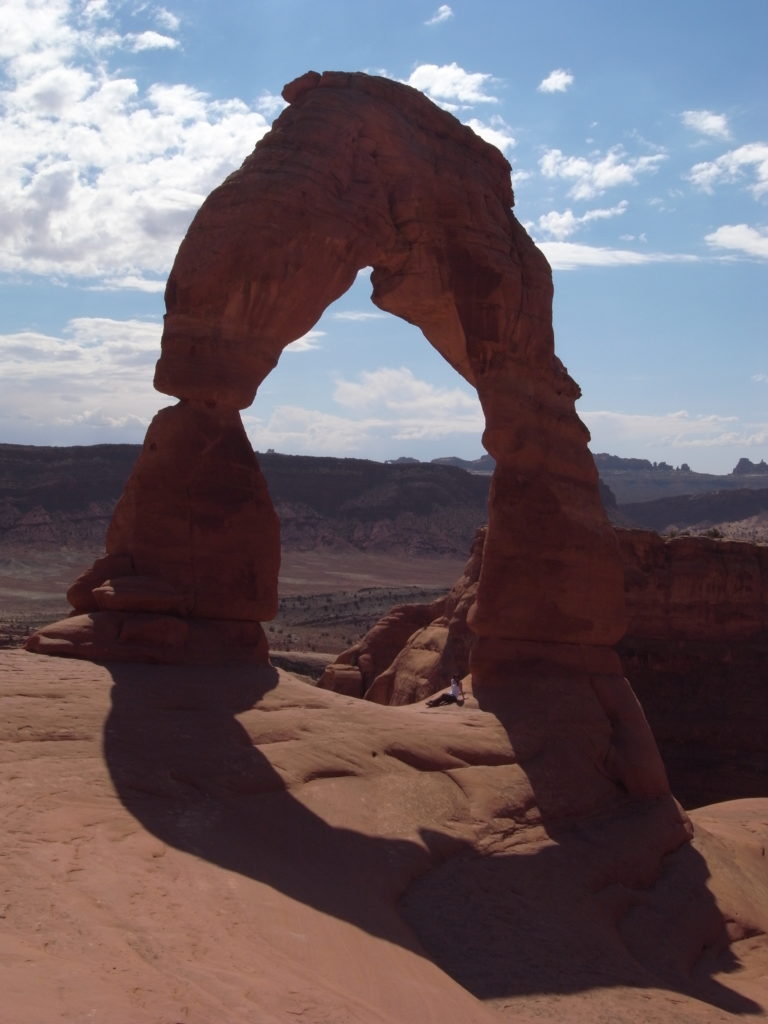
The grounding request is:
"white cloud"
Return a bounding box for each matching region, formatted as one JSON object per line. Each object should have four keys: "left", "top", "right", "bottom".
{"left": 93, "top": 274, "right": 166, "bottom": 293}
{"left": 154, "top": 7, "right": 181, "bottom": 32}
{"left": 681, "top": 109, "right": 731, "bottom": 141}
{"left": 58, "top": 407, "right": 148, "bottom": 429}
{"left": 583, "top": 409, "right": 768, "bottom": 451}
{"left": 535, "top": 200, "right": 628, "bottom": 241}
{"left": 540, "top": 146, "right": 667, "bottom": 200}
{"left": 752, "top": 374, "right": 768, "bottom": 384}
{"left": 244, "top": 367, "right": 483, "bottom": 456}
{"left": 256, "top": 92, "right": 287, "bottom": 117}
{"left": 283, "top": 330, "right": 325, "bottom": 352}
{"left": 332, "top": 311, "right": 387, "bottom": 321}
{"left": 0, "top": 317, "right": 163, "bottom": 441}
{"left": 125, "top": 30, "right": 179, "bottom": 51}
{"left": 0, "top": 317, "right": 162, "bottom": 374}
{"left": 425, "top": 4, "right": 453, "bottom": 26}
{"left": 464, "top": 116, "right": 516, "bottom": 153}
{"left": 687, "top": 143, "right": 768, "bottom": 198}
{"left": 0, "top": 0, "right": 270, "bottom": 287}
{"left": 705, "top": 224, "right": 768, "bottom": 259}
{"left": 334, "top": 366, "right": 479, "bottom": 416}
{"left": 407, "top": 62, "right": 498, "bottom": 109}
{"left": 539, "top": 242, "right": 697, "bottom": 270}
{"left": 245, "top": 406, "right": 375, "bottom": 455}
{"left": 538, "top": 68, "right": 574, "bottom": 94}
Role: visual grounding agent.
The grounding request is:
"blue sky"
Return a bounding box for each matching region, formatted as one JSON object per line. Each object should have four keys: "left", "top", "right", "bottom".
{"left": 1, "top": 0, "right": 766, "bottom": 473}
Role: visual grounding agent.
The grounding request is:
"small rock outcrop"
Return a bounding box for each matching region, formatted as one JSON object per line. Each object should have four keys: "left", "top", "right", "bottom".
{"left": 733, "top": 457, "right": 768, "bottom": 475}
{"left": 321, "top": 527, "right": 768, "bottom": 806}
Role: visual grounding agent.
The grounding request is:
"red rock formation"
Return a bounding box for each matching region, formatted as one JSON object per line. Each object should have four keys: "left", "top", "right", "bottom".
{"left": 24, "top": 68, "right": 672, "bottom": 811}
{"left": 618, "top": 529, "right": 768, "bottom": 806}
{"left": 323, "top": 526, "right": 767, "bottom": 805}
{"left": 319, "top": 526, "right": 484, "bottom": 702}
{"left": 26, "top": 403, "right": 278, "bottom": 663}
{"left": 619, "top": 529, "right": 768, "bottom": 639}
{"left": 28, "top": 70, "right": 626, "bottom": 682}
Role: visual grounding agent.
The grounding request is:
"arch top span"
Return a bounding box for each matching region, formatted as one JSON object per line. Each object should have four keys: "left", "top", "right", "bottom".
{"left": 28, "top": 69, "right": 628, "bottom": 682}
{"left": 155, "top": 69, "right": 551, "bottom": 411}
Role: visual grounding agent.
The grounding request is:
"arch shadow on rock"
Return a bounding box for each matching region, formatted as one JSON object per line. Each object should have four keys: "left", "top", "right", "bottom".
{"left": 103, "top": 662, "right": 764, "bottom": 1018}
{"left": 405, "top": 815, "right": 763, "bottom": 1016}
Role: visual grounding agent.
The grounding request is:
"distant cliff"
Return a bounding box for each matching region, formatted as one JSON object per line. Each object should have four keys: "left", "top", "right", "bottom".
{"left": 2, "top": 443, "right": 767, "bottom": 554}
{"left": 0, "top": 444, "right": 490, "bottom": 558}
{"left": 593, "top": 452, "right": 768, "bottom": 504}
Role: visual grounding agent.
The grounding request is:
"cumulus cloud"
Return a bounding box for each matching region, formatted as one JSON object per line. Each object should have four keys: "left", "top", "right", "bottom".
{"left": 687, "top": 143, "right": 768, "bottom": 197}
{"left": 535, "top": 200, "right": 628, "bottom": 241}
{"left": 425, "top": 4, "right": 453, "bottom": 25}
{"left": 704, "top": 224, "right": 768, "bottom": 259}
{"left": 244, "top": 367, "right": 483, "bottom": 456}
{"left": 332, "top": 311, "right": 387, "bottom": 321}
{"left": 540, "top": 146, "right": 667, "bottom": 200}
{"left": 245, "top": 405, "right": 376, "bottom": 456}
{"left": 465, "top": 116, "right": 516, "bottom": 153}
{"left": 407, "top": 62, "right": 498, "bottom": 109}
{"left": 539, "top": 242, "right": 697, "bottom": 270}
{"left": 334, "top": 365, "right": 479, "bottom": 416}
{"left": 538, "top": 68, "right": 574, "bottom": 94}
{"left": 0, "top": 0, "right": 271, "bottom": 288}
{"left": 681, "top": 109, "right": 731, "bottom": 141}
{"left": 0, "top": 317, "right": 163, "bottom": 442}
{"left": 154, "top": 7, "right": 181, "bottom": 32}
{"left": 582, "top": 409, "right": 768, "bottom": 452}
{"left": 256, "top": 92, "right": 287, "bottom": 117}
{"left": 125, "top": 30, "right": 179, "bottom": 51}
{"left": 283, "top": 330, "right": 325, "bottom": 352}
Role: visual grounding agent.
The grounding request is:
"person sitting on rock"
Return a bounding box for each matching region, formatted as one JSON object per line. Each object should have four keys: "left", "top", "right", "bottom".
{"left": 427, "top": 675, "right": 464, "bottom": 707}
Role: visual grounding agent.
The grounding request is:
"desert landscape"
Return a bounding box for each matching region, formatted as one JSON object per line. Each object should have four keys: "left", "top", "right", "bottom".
{"left": 2, "top": 68, "right": 767, "bottom": 1024}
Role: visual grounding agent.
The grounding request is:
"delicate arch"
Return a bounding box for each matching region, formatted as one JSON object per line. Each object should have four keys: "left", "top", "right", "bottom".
{"left": 28, "top": 71, "right": 627, "bottom": 682}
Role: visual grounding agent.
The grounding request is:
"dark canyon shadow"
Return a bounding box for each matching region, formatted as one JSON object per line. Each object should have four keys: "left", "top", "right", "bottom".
{"left": 401, "top": 821, "right": 763, "bottom": 1015}
{"left": 103, "top": 663, "right": 763, "bottom": 1015}
{"left": 103, "top": 661, "right": 442, "bottom": 948}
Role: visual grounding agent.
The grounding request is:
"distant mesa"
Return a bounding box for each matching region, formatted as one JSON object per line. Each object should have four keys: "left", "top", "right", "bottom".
{"left": 430, "top": 453, "right": 496, "bottom": 474}
{"left": 732, "top": 456, "right": 768, "bottom": 475}
{"left": 2, "top": 443, "right": 767, "bottom": 552}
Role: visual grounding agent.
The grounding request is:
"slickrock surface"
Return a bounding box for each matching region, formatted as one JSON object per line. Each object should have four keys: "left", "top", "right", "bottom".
{"left": 2, "top": 649, "right": 766, "bottom": 1023}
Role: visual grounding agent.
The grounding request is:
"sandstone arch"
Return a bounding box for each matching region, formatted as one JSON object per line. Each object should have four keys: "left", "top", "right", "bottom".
{"left": 29, "top": 71, "right": 632, "bottom": 709}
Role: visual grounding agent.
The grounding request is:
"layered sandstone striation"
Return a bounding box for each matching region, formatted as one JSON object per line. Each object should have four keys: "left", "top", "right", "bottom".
{"left": 617, "top": 530, "right": 768, "bottom": 806}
